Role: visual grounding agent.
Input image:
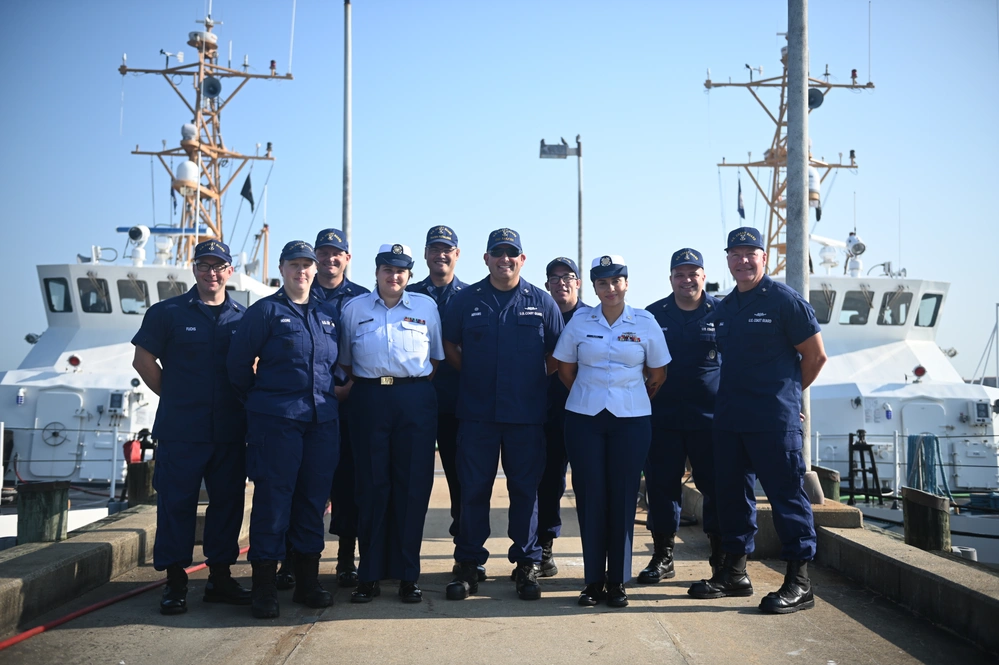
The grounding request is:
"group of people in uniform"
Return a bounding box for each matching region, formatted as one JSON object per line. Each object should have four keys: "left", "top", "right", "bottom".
{"left": 131, "top": 222, "right": 826, "bottom": 618}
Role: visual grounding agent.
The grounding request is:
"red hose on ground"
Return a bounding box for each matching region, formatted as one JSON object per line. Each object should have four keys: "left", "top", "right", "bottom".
{"left": 0, "top": 545, "right": 251, "bottom": 652}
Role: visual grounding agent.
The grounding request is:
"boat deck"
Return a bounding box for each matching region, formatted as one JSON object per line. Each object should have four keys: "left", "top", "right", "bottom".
{"left": 1, "top": 458, "right": 996, "bottom": 665}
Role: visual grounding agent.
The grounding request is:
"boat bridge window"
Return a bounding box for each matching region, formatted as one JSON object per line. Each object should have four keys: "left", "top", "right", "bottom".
{"left": 77, "top": 277, "right": 112, "bottom": 314}
{"left": 117, "top": 279, "right": 150, "bottom": 315}
{"left": 838, "top": 290, "right": 872, "bottom": 325}
{"left": 808, "top": 289, "right": 835, "bottom": 324}
{"left": 157, "top": 280, "right": 188, "bottom": 301}
{"left": 915, "top": 293, "right": 943, "bottom": 327}
{"left": 44, "top": 278, "right": 73, "bottom": 313}
{"left": 877, "top": 291, "right": 913, "bottom": 326}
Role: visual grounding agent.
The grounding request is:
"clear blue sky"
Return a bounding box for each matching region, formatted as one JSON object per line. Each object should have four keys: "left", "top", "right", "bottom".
{"left": 1, "top": 0, "right": 998, "bottom": 378}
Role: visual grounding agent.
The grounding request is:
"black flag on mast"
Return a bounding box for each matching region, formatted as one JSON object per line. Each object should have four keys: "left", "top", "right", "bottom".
{"left": 241, "top": 174, "right": 255, "bottom": 212}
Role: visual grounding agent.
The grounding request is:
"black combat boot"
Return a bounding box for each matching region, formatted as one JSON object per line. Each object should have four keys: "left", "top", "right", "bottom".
{"left": 292, "top": 552, "right": 333, "bottom": 608}
{"left": 759, "top": 560, "right": 814, "bottom": 614}
{"left": 637, "top": 531, "right": 676, "bottom": 584}
{"left": 687, "top": 552, "right": 753, "bottom": 599}
{"left": 336, "top": 537, "right": 358, "bottom": 587}
{"left": 275, "top": 558, "right": 295, "bottom": 591}
{"left": 251, "top": 560, "right": 280, "bottom": 619}
{"left": 539, "top": 538, "right": 558, "bottom": 577}
{"left": 160, "top": 564, "right": 188, "bottom": 615}
{"left": 203, "top": 564, "right": 252, "bottom": 605}
{"left": 511, "top": 539, "right": 559, "bottom": 580}
{"left": 446, "top": 561, "right": 479, "bottom": 600}
{"left": 708, "top": 534, "right": 723, "bottom": 577}
{"left": 514, "top": 562, "right": 542, "bottom": 600}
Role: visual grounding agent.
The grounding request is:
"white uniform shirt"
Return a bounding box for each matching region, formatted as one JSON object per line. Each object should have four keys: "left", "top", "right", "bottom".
{"left": 339, "top": 290, "right": 445, "bottom": 378}
{"left": 553, "top": 303, "right": 671, "bottom": 417}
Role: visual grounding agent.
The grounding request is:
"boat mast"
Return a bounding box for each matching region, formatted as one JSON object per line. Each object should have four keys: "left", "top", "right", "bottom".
{"left": 705, "top": 44, "right": 873, "bottom": 275}
{"left": 119, "top": 11, "right": 291, "bottom": 266}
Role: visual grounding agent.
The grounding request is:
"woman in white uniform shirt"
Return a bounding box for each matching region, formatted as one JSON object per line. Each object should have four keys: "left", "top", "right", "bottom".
{"left": 553, "top": 255, "right": 670, "bottom": 607}
{"left": 338, "top": 243, "right": 444, "bottom": 604}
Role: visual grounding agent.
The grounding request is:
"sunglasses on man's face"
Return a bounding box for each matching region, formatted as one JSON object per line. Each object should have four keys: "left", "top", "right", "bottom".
{"left": 488, "top": 246, "right": 521, "bottom": 258}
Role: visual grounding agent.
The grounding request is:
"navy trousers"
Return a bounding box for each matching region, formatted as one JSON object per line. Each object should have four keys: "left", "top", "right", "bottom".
{"left": 328, "top": 415, "right": 358, "bottom": 542}
{"left": 644, "top": 427, "right": 718, "bottom": 535}
{"left": 436, "top": 411, "right": 461, "bottom": 539}
{"left": 245, "top": 412, "right": 339, "bottom": 561}
{"left": 564, "top": 410, "right": 650, "bottom": 585}
{"left": 713, "top": 429, "right": 816, "bottom": 560}
{"left": 454, "top": 420, "right": 546, "bottom": 566}
{"left": 349, "top": 382, "right": 437, "bottom": 583}
{"left": 153, "top": 440, "right": 246, "bottom": 570}
{"left": 536, "top": 418, "right": 569, "bottom": 543}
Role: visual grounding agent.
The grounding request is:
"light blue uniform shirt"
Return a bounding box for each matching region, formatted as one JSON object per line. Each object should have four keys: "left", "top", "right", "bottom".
{"left": 339, "top": 289, "right": 444, "bottom": 379}
{"left": 553, "top": 303, "right": 671, "bottom": 418}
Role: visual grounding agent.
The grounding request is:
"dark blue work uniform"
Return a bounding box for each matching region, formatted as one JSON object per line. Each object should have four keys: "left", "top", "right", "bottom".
{"left": 313, "top": 277, "right": 370, "bottom": 546}
{"left": 645, "top": 293, "right": 721, "bottom": 536}
{"left": 712, "top": 274, "right": 820, "bottom": 560}
{"left": 132, "top": 287, "right": 247, "bottom": 571}
{"left": 537, "top": 299, "right": 587, "bottom": 544}
{"left": 227, "top": 288, "right": 341, "bottom": 561}
{"left": 406, "top": 274, "right": 467, "bottom": 537}
{"left": 442, "top": 277, "right": 564, "bottom": 566}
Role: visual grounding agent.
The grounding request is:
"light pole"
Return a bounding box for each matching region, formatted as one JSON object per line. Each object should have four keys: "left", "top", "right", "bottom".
{"left": 540, "top": 135, "right": 583, "bottom": 295}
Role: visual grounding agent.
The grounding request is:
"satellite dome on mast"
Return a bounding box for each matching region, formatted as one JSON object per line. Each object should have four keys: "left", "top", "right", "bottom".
{"left": 187, "top": 31, "right": 218, "bottom": 52}
{"left": 173, "top": 160, "right": 200, "bottom": 197}
{"left": 180, "top": 123, "right": 199, "bottom": 156}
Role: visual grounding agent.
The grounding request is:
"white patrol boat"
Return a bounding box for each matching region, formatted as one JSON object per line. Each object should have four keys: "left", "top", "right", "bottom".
{"left": 0, "top": 12, "right": 280, "bottom": 497}
{"left": 708, "top": 40, "right": 999, "bottom": 564}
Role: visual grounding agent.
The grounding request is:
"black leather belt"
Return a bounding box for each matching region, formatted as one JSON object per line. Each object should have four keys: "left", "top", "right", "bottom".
{"left": 353, "top": 376, "right": 431, "bottom": 386}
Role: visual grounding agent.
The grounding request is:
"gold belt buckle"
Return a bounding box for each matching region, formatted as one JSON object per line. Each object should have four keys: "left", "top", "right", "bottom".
{"left": 380, "top": 376, "right": 394, "bottom": 386}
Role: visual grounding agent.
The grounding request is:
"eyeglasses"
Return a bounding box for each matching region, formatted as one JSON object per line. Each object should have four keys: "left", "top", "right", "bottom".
{"left": 195, "top": 262, "right": 230, "bottom": 273}
{"left": 547, "top": 274, "right": 578, "bottom": 286}
{"left": 488, "top": 247, "right": 521, "bottom": 258}
{"left": 427, "top": 245, "right": 457, "bottom": 255}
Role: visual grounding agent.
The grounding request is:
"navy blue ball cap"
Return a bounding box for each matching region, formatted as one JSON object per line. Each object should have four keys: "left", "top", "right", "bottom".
{"left": 426, "top": 225, "right": 458, "bottom": 247}
{"left": 314, "top": 228, "right": 349, "bottom": 252}
{"left": 486, "top": 228, "right": 523, "bottom": 252}
{"left": 280, "top": 240, "right": 317, "bottom": 263}
{"left": 546, "top": 256, "right": 579, "bottom": 277}
{"left": 590, "top": 254, "right": 628, "bottom": 281}
{"left": 670, "top": 247, "right": 704, "bottom": 270}
{"left": 194, "top": 239, "right": 232, "bottom": 263}
{"left": 726, "top": 226, "right": 765, "bottom": 251}
{"left": 376, "top": 243, "right": 415, "bottom": 269}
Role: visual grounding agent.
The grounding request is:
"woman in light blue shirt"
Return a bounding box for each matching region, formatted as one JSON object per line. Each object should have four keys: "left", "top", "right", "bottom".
{"left": 554, "top": 255, "right": 670, "bottom": 608}
{"left": 338, "top": 244, "right": 444, "bottom": 604}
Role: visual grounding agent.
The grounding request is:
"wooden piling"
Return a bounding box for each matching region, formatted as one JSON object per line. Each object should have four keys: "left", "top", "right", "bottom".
{"left": 126, "top": 460, "right": 156, "bottom": 507}
{"left": 811, "top": 465, "right": 841, "bottom": 502}
{"left": 16, "top": 481, "right": 70, "bottom": 544}
{"left": 902, "top": 487, "right": 951, "bottom": 552}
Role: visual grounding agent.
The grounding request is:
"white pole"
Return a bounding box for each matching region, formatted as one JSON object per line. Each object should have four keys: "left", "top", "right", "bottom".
{"left": 342, "top": 0, "right": 353, "bottom": 277}
{"left": 109, "top": 423, "right": 120, "bottom": 512}
{"left": 787, "top": 0, "right": 822, "bottom": 504}
{"left": 576, "top": 134, "right": 583, "bottom": 300}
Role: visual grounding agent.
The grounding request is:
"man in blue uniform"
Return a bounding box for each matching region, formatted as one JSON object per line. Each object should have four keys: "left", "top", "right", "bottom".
{"left": 442, "top": 228, "right": 564, "bottom": 601}
{"left": 308, "top": 228, "right": 370, "bottom": 589}
{"left": 688, "top": 227, "right": 827, "bottom": 615}
{"left": 640, "top": 248, "right": 721, "bottom": 585}
{"left": 132, "top": 239, "right": 251, "bottom": 615}
{"left": 533, "top": 256, "right": 587, "bottom": 579}
{"left": 405, "top": 225, "right": 472, "bottom": 576}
